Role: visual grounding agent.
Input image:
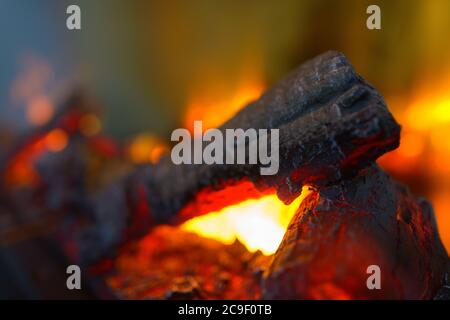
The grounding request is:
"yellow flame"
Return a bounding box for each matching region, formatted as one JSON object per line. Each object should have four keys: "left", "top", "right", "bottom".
{"left": 181, "top": 186, "right": 311, "bottom": 255}
{"left": 184, "top": 69, "right": 265, "bottom": 132}
{"left": 381, "top": 77, "right": 450, "bottom": 253}
{"left": 404, "top": 94, "right": 450, "bottom": 132}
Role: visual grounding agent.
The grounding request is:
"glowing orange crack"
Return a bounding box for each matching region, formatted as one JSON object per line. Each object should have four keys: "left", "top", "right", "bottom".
{"left": 181, "top": 186, "right": 311, "bottom": 255}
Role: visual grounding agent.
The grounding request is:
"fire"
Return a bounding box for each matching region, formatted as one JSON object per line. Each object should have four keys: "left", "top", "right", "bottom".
{"left": 180, "top": 72, "right": 311, "bottom": 255}
{"left": 4, "top": 126, "right": 72, "bottom": 187}
{"left": 379, "top": 76, "right": 450, "bottom": 253}
{"left": 128, "top": 133, "right": 169, "bottom": 164}
{"left": 45, "top": 129, "right": 68, "bottom": 152}
{"left": 184, "top": 69, "right": 265, "bottom": 132}
{"left": 182, "top": 186, "right": 311, "bottom": 255}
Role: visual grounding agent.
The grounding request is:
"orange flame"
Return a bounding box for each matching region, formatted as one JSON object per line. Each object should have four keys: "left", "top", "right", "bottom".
{"left": 182, "top": 186, "right": 311, "bottom": 255}
{"left": 184, "top": 66, "right": 265, "bottom": 132}
{"left": 44, "top": 129, "right": 68, "bottom": 152}
{"left": 128, "top": 133, "right": 169, "bottom": 164}
{"left": 379, "top": 73, "right": 450, "bottom": 253}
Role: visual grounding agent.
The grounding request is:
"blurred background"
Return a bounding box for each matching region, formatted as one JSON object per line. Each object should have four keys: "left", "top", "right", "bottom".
{"left": 0, "top": 0, "right": 449, "bottom": 254}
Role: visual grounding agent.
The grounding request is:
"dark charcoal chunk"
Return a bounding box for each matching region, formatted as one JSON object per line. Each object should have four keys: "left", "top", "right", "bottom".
{"left": 263, "top": 165, "right": 448, "bottom": 299}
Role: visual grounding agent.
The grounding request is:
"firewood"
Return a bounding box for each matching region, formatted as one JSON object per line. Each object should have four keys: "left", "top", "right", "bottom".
{"left": 58, "top": 51, "right": 401, "bottom": 264}
{"left": 145, "top": 51, "right": 400, "bottom": 224}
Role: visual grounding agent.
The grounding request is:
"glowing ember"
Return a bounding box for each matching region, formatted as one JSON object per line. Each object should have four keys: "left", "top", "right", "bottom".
{"left": 181, "top": 186, "right": 312, "bottom": 255}
{"left": 128, "top": 133, "right": 169, "bottom": 164}
{"left": 45, "top": 129, "right": 68, "bottom": 152}
{"left": 5, "top": 160, "right": 40, "bottom": 187}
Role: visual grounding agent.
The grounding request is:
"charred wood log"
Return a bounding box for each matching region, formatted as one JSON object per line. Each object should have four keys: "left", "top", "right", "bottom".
{"left": 56, "top": 51, "right": 402, "bottom": 264}
{"left": 263, "top": 165, "right": 448, "bottom": 299}
{"left": 146, "top": 51, "right": 400, "bottom": 222}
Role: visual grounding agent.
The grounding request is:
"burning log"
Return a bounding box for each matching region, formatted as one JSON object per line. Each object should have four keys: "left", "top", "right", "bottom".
{"left": 68, "top": 51, "right": 401, "bottom": 264}
{"left": 100, "top": 165, "right": 449, "bottom": 299}
{"left": 1, "top": 51, "right": 448, "bottom": 300}
{"left": 146, "top": 51, "right": 400, "bottom": 221}
{"left": 263, "top": 164, "right": 448, "bottom": 299}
